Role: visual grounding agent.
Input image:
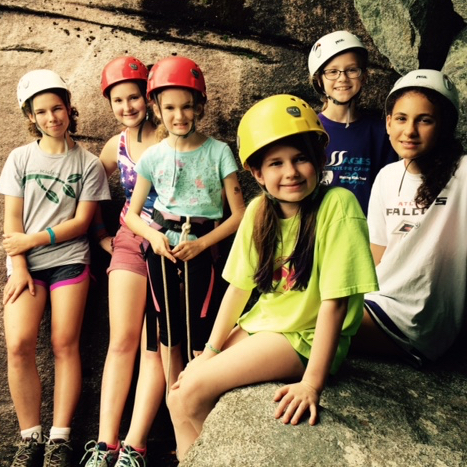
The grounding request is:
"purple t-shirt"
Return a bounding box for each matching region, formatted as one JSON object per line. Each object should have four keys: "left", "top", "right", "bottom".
{"left": 319, "top": 113, "right": 397, "bottom": 215}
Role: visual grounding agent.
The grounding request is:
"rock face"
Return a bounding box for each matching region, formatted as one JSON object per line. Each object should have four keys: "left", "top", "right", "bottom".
{"left": 0, "top": 1, "right": 466, "bottom": 466}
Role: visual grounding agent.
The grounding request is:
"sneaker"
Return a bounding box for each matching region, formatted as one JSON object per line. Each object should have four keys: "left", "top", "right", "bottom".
{"left": 43, "top": 439, "right": 72, "bottom": 467}
{"left": 114, "top": 445, "right": 146, "bottom": 467}
{"left": 80, "top": 441, "right": 119, "bottom": 467}
{"left": 11, "top": 434, "right": 45, "bottom": 467}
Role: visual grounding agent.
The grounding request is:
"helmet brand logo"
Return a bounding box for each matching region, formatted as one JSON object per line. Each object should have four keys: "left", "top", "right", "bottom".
{"left": 130, "top": 63, "right": 138, "bottom": 70}
{"left": 335, "top": 39, "right": 344, "bottom": 44}
{"left": 286, "top": 106, "right": 301, "bottom": 117}
{"left": 191, "top": 69, "right": 200, "bottom": 79}
{"left": 416, "top": 75, "right": 427, "bottom": 79}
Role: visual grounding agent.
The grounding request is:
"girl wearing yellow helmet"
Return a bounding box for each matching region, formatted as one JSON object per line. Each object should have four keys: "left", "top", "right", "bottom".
{"left": 167, "top": 94, "right": 378, "bottom": 461}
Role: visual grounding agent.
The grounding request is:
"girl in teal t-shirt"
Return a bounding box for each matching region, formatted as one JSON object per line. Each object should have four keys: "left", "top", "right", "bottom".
{"left": 167, "top": 94, "right": 378, "bottom": 461}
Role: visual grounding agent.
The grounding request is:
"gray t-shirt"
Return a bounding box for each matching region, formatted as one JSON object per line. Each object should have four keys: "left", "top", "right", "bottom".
{"left": 0, "top": 140, "right": 110, "bottom": 273}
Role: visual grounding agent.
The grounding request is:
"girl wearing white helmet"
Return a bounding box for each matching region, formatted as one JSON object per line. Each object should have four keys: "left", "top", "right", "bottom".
{"left": 81, "top": 57, "right": 166, "bottom": 467}
{"left": 352, "top": 70, "right": 466, "bottom": 365}
{"left": 167, "top": 95, "right": 378, "bottom": 461}
{"left": 308, "top": 30, "right": 397, "bottom": 215}
{"left": 0, "top": 70, "right": 110, "bottom": 467}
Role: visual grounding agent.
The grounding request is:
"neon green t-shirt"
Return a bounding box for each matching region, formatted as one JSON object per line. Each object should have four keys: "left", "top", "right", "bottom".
{"left": 223, "top": 187, "right": 378, "bottom": 373}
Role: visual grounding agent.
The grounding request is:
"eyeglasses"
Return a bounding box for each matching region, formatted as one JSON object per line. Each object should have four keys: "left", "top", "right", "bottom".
{"left": 322, "top": 67, "right": 362, "bottom": 80}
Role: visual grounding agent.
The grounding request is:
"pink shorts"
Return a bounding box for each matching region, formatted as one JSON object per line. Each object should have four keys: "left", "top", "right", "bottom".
{"left": 107, "top": 224, "right": 147, "bottom": 277}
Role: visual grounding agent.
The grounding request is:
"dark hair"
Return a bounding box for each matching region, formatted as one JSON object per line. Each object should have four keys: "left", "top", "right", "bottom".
{"left": 248, "top": 132, "right": 328, "bottom": 293}
{"left": 386, "top": 87, "right": 463, "bottom": 208}
{"left": 22, "top": 88, "right": 78, "bottom": 137}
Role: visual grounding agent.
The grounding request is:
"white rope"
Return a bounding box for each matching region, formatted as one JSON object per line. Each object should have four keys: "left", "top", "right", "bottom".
{"left": 161, "top": 216, "right": 192, "bottom": 399}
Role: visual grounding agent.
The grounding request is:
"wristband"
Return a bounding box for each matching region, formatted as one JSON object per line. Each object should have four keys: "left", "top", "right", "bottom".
{"left": 46, "top": 227, "right": 56, "bottom": 245}
{"left": 205, "top": 342, "right": 221, "bottom": 354}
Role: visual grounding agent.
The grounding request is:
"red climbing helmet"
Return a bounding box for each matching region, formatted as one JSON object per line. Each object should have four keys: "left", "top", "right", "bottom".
{"left": 146, "top": 56, "right": 207, "bottom": 101}
{"left": 101, "top": 56, "right": 149, "bottom": 97}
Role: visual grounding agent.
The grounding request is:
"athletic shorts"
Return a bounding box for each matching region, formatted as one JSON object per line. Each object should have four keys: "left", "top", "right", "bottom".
{"left": 364, "top": 299, "right": 424, "bottom": 367}
{"left": 31, "top": 263, "right": 89, "bottom": 291}
{"left": 107, "top": 224, "right": 147, "bottom": 277}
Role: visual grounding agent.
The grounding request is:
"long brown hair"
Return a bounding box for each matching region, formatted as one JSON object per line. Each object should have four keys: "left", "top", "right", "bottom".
{"left": 248, "top": 133, "right": 328, "bottom": 293}
{"left": 386, "top": 87, "right": 463, "bottom": 208}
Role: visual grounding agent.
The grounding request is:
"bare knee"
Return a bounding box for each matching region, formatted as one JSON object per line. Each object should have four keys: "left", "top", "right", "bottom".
{"left": 7, "top": 337, "right": 36, "bottom": 364}
{"left": 168, "top": 376, "right": 210, "bottom": 420}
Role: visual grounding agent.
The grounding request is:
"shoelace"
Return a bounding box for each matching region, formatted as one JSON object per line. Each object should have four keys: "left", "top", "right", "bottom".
{"left": 12, "top": 435, "right": 42, "bottom": 467}
{"left": 80, "top": 441, "right": 106, "bottom": 466}
{"left": 117, "top": 448, "right": 146, "bottom": 467}
{"left": 44, "top": 441, "right": 72, "bottom": 467}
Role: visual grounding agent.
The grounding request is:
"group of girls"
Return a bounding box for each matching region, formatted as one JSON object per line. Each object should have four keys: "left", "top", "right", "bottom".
{"left": 2, "top": 28, "right": 466, "bottom": 467}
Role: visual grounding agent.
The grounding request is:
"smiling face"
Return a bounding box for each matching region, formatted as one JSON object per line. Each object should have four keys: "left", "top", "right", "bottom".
{"left": 154, "top": 88, "right": 200, "bottom": 138}
{"left": 251, "top": 144, "right": 318, "bottom": 218}
{"left": 28, "top": 92, "right": 70, "bottom": 138}
{"left": 320, "top": 51, "right": 364, "bottom": 104}
{"left": 386, "top": 91, "right": 440, "bottom": 171}
{"left": 109, "top": 81, "right": 147, "bottom": 128}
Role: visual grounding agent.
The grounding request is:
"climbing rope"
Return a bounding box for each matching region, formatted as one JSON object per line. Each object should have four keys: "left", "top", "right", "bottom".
{"left": 162, "top": 216, "right": 192, "bottom": 399}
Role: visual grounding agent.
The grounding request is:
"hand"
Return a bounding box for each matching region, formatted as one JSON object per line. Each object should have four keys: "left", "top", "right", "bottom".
{"left": 149, "top": 231, "right": 176, "bottom": 263}
{"left": 171, "top": 350, "right": 213, "bottom": 390}
{"left": 172, "top": 239, "right": 205, "bottom": 262}
{"left": 99, "top": 236, "right": 113, "bottom": 255}
{"left": 3, "top": 232, "right": 34, "bottom": 256}
{"left": 273, "top": 380, "right": 321, "bottom": 426}
{"left": 3, "top": 267, "right": 35, "bottom": 305}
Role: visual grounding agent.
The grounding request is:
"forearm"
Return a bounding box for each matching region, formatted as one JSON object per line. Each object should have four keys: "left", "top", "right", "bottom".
{"left": 195, "top": 210, "right": 244, "bottom": 252}
{"left": 302, "top": 298, "right": 348, "bottom": 393}
{"left": 205, "top": 284, "right": 251, "bottom": 352}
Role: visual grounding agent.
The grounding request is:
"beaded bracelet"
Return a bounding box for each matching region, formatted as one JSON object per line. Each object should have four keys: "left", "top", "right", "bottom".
{"left": 46, "top": 227, "right": 56, "bottom": 245}
{"left": 205, "top": 342, "right": 221, "bottom": 354}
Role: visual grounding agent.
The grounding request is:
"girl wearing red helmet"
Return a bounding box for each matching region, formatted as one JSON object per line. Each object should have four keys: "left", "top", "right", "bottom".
{"left": 126, "top": 56, "right": 245, "bottom": 392}
{"left": 1, "top": 70, "right": 110, "bottom": 467}
{"left": 81, "top": 57, "right": 165, "bottom": 467}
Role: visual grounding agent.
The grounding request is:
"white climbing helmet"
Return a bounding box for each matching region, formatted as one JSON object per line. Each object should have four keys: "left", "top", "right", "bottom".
{"left": 17, "top": 69, "right": 70, "bottom": 109}
{"left": 387, "top": 69, "right": 459, "bottom": 117}
{"left": 308, "top": 30, "right": 368, "bottom": 95}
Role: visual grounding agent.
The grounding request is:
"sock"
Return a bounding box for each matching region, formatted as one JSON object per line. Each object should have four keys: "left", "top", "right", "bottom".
{"left": 49, "top": 426, "right": 71, "bottom": 442}
{"left": 101, "top": 442, "right": 119, "bottom": 451}
{"left": 125, "top": 444, "right": 146, "bottom": 456}
{"left": 21, "top": 426, "right": 43, "bottom": 443}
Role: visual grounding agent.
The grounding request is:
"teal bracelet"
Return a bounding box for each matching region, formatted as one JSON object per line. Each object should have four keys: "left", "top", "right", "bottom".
{"left": 46, "top": 227, "right": 56, "bottom": 245}
{"left": 205, "top": 342, "right": 221, "bottom": 354}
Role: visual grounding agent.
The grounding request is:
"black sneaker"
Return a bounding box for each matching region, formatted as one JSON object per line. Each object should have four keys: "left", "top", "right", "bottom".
{"left": 43, "top": 439, "right": 72, "bottom": 467}
{"left": 11, "top": 434, "right": 45, "bottom": 467}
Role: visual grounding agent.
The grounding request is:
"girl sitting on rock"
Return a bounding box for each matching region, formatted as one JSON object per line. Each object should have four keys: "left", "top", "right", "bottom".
{"left": 353, "top": 70, "right": 467, "bottom": 365}
{"left": 167, "top": 94, "right": 378, "bottom": 461}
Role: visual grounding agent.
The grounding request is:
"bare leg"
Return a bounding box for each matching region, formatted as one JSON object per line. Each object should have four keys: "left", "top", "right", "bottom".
{"left": 351, "top": 308, "right": 408, "bottom": 358}
{"left": 124, "top": 318, "right": 165, "bottom": 449}
{"left": 4, "top": 286, "right": 48, "bottom": 430}
{"left": 168, "top": 329, "right": 305, "bottom": 460}
{"left": 160, "top": 343, "right": 185, "bottom": 389}
{"left": 98, "top": 270, "right": 147, "bottom": 445}
{"left": 50, "top": 278, "right": 89, "bottom": 427}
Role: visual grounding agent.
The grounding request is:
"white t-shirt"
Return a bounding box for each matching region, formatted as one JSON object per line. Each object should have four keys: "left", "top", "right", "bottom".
{"left": 365, "top": 156, "right": 467, "bottom": 360}
{"left": 0, "top": 140, "right": 110, "bottom": 273}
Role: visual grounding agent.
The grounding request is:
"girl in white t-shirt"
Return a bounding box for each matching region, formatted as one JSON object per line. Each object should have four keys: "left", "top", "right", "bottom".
{"left": 0, "top": 70, "right": 109, "bottom": 467}
{"left": 166, "top": 94, "right": 378, "bottom": 461}
{"left": 353, "top": 70, "right": 466, "bottom": 364}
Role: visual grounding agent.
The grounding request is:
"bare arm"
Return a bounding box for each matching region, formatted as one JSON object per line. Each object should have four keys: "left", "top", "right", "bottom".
{"left": 3, "top": 201, "right": 99, "bottom": 256}
{"left": 2, "top": 195, "right": 34, "bottom": 303}
{"left": 172, "top": 172, "right": 245, "bottom": 261}
{"left": 274, "top": 297, "right": 348, "bottom": 425}
{"left": 370, "top": 243, "right": 386, "bottom": 266}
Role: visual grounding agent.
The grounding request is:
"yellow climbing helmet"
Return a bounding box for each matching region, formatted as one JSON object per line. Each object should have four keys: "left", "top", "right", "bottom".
{"left": 237, "top": 94, "right": 329, "bottom": 169}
